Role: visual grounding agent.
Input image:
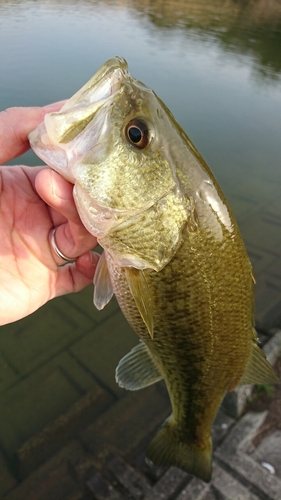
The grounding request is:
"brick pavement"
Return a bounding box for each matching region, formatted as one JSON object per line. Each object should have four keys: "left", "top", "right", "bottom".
{"left": 0, "top": 186, "right": 281, "bottom": 498}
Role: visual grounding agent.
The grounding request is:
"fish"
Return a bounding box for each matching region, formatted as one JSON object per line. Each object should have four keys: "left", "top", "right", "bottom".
{"left": 29, "top": 57, "right": 279, "bottom": 482}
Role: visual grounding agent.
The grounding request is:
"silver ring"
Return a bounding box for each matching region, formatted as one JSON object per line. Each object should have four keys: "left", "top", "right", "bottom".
{"left": 50, "top": 228, "right": 74, "bottom": 262}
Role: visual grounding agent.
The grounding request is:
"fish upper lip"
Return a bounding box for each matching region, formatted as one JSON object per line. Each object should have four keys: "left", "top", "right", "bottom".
{"left": 61, "top": 56, "right": 129, "bottom": 114}
{"left": 29, "top": 57, "right": 130, "bottom": 175}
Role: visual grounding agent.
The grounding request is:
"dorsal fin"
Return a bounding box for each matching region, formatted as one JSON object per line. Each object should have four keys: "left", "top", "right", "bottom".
{"left": 116, "top": 341, "right": 162, "bottom": 390}
{"left": 125, "top": 268, "right": 154, "bottom": 338}
{"left": 93, "top": 252, "right": 114, "bottom": 310}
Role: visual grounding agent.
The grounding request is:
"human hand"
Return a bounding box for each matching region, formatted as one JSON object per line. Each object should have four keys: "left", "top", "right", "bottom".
{"left": 0, "top": 105, "right": 99, "bottom": 326}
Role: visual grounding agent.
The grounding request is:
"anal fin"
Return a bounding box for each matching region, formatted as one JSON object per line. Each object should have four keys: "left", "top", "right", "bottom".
{"left": 116, "top": 341, "right": 163, "bottom": 390}
{"left": 239, "top": 342, "right": 280, "bottom": 386}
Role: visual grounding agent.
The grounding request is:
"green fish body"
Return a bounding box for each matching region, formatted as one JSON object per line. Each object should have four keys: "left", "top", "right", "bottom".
{"left": 29, "top": 57, "right": 279, "bottom": 482}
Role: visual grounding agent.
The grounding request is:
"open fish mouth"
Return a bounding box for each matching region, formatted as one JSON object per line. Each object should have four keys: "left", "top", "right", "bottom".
{"left": 29, "top": 57, "right": 129, "bottom": 181}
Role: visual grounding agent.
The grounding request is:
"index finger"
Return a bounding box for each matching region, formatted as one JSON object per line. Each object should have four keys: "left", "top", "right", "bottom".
{"left": 0, "top": 101, "right": 65, "bottom": 165}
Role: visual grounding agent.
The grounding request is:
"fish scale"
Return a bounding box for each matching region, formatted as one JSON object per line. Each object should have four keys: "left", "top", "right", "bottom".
{"left": 29, "top": 56, "right": 279, "bottom": 482}
{"left": 107, "top": 225, "right": 250, "bottom": 445}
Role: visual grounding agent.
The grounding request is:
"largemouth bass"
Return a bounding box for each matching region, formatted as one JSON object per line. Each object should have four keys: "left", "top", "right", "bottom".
{"left": 29, "top": 57, "right": 279, "bottom": 482}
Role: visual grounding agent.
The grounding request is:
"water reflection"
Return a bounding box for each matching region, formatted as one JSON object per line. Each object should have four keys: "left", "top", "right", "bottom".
{"left": 134, "top": 0, "right": 281, "bottom": 83}
{"left": 1, "top": 0, "right": 281, "bottom": 83}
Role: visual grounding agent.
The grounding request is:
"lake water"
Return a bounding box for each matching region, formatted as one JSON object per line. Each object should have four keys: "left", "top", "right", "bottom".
{"left": 1, "top": 1, "right": 281, "bottom": 198}
{"left": 0, "top": 0, "right": 281, "bottom": 482}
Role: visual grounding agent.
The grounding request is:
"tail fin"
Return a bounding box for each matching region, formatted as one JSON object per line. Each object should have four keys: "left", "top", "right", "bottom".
{"left": 146, "top": 417, "right": 212, "bottom": 483}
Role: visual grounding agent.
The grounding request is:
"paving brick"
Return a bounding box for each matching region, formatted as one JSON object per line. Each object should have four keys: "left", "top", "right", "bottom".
{"left": 215, "top": 412, "right": 281, "bottom": 500}
{"left": 202, "top": 491, "right": 218, "bottom": 500}
{"left": 146, "top": 467, "right": 188, "bottom": 500}
{"left": 175, "top": 462, "right": 260, "bottom": 500}
{"left": 86, "top": 469, "right": 123, "bottom": 499}
{"left": 0, "top": 353, "right": 18, "bottom": 392}
{"left": 89, "top": 456, "right": 198, "bottom": 500}
{"left": 255, "top": 276, "right": 281, "bottom": 328}
{"left": 16, "top": 386, "right": 114, "bottom": 479}
{"left": 220, "top": 331, "right": 280, "bottom": 419}
{"left": 212, "top": 408, "right": 235, "bottom": 447}
{"left": 266, "top": 256, "right": 281, "bottom": 281}
{"left": 262, "top": 330, "right": 281, "bottom": 366}
{"left": 64, "top": 287, "right": 120, "bottom": 323}
{"left": 0, "top": 295, "right": 97, "bottom": 376}
{"left": 0, "top": 352, "right": 99, "bottom": 459}
{"left": 70, "top": 310, "right": 138, "bottom": 397}
{"left": 100, "top": 455, "right": 189, "bottom": 500}
{"left": 4, "top": 440, "right": 92, "bottom": 500}
{"left": 273, "top": 316, "right": 281, "bottom": 329}
{"left": 212, "top": 462, "right": 260, "bottom": 500}
{"left": 0, "top": 450, "right": 18, "bottom": 497}
{"left": 107, "top": 455, "right": 151, "bottom": 498}
{"left": 221, "top": 385, "right": 252, "bottom": 419}
{"left": 234, "top": 227, "right": 281, "bottom": 331}
{"left": 175, "top": 476, "right": 210, "bottom": 499}
{"left": 81, "top": 384, "right": 170, "bottom": 466}
{"left": 217, "top": 411, "right": 267, "bottom": 457}
{"left": 256, "top": 431, "right": 281, "bottom": 478}
{"left": 260, "top": 299, "right": 281, "bottom": 330}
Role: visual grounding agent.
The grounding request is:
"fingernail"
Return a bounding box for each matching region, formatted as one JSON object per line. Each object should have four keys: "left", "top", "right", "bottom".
{"left": 43, "top": 100, "right": 66, "bottom": 112}
{"left": 90, "top": 251, "right": 100, "bottom": 266}
{"left": 51, "top": 170, "right": 73, "bottom": 200}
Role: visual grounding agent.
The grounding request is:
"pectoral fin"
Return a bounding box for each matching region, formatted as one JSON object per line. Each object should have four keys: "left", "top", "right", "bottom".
{"left": 125, "top": 268, "right": 154, "bottom": 338}
{"left": 93, "top": 252, "right": 114, "bottom": 310}
{"left": 239, "top": 342, "right": 279, "bottom": 386}
{"left": 116, "top": 341, "right": 163, "bottom": 390}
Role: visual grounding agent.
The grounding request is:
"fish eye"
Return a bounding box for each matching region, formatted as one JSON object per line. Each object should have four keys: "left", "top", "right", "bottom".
{"left": 125, "top": 119, "right": 150, "bottom": 149}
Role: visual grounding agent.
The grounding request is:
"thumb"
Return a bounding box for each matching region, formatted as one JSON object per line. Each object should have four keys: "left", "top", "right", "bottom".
{"left": 0, "top": 103, "right": 64, "bottom": 164}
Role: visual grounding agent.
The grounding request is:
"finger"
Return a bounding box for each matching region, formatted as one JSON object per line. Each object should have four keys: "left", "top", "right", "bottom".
{"left": 49, "top": 227, "right": 74, "bottom": 264}
{"left": 36, "top": 169, "right": 97, "bottom": 263}
{"left": 76, "top": 251, "right": 100, "bottom": 281}
{"left": 36, "top": 168, "right": 79, "bottom": 226}
{"left": 37, "top": 168, "right": 96, "bottom": 238}
{"left": 36, "top": 168, "right": 72, "bottom": 228}
{"left": 51, "top": 220, "right": 97, "bottom": 266}
{"left": 43, "top": 101, "right": 66, "bottom": 112}
{"left": 54, "top": 252, "right": 100, "bottom": 296}
{"left": 0, "top": 102, "right": 65, "bottom": 164}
